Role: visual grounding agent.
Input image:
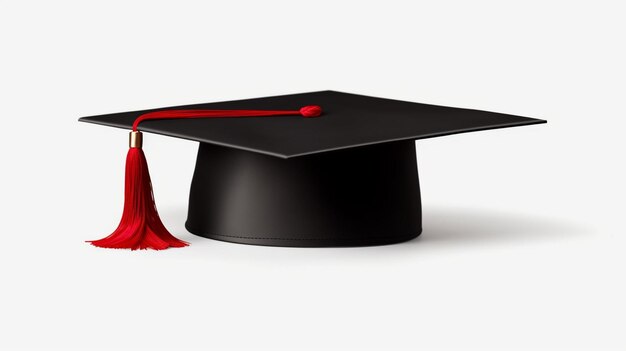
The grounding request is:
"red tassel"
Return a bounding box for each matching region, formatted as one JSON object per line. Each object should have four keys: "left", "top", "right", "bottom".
{"left": 88, "top": 136, "right": 189, "bottom": 250}
{"left": 88, "top": 106, "right": 322, "bottom": 250}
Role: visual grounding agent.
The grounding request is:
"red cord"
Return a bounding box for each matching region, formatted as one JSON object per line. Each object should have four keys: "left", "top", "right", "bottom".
{"left": 133, "top": 105, "right": 322, "bottom": 131}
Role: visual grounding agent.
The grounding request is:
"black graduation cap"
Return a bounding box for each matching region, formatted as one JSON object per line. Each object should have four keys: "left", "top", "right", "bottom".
{"left": 79, "top": 90, "right": 546, "bottom": 249}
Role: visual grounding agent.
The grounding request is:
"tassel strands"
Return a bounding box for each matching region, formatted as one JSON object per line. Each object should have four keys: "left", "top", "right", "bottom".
{"left": 87, "top": 131, "right": 189, "bottom": 250}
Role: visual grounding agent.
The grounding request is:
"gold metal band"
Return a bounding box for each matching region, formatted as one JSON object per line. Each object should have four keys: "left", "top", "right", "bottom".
{"left": 129, "top": 131, "right": 143, "bottom": 148}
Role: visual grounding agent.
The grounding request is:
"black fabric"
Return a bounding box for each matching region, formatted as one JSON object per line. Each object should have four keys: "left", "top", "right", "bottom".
{"left": 78, "top": 90, "right": 545, "bottom": 158}
{"left": 185, "top": 140, "right": 422, "bottom": 247}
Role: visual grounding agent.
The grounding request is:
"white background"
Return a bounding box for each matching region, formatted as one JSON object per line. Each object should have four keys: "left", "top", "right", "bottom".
{"left": 1, "top": 1, "right": 624, "bottom": 350}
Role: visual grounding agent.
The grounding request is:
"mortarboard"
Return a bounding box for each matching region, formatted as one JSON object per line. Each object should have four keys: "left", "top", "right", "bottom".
{"left": 79, "top": 90, "right": 546, "bottom": 250}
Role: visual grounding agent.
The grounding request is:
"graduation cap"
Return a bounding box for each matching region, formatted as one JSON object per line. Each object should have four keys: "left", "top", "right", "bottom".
{"left": 79, "top": 90, "right": 546, "bottom": 250}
